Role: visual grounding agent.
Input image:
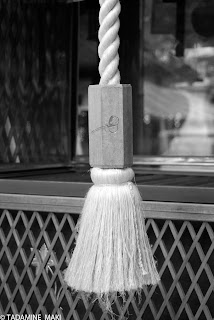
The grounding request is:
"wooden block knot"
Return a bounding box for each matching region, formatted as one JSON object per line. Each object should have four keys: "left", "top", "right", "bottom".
{"left": 88, "top": 84, "right": 133, "bottom": 168}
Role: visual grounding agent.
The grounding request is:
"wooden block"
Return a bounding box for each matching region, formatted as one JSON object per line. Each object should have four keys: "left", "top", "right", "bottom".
{"left": 88, "top": 84, "right": 133, "bottom": 168}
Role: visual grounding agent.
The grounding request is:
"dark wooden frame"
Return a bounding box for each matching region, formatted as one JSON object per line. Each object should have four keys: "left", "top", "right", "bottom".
{"left": 0, "top": 171, "right": 214, "bottom": 204}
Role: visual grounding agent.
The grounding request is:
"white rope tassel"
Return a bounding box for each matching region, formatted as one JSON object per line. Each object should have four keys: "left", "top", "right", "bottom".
{"left": 64, "top": 0, "right": 160, "bottom": 310}
{"left": 64, "top": 169, "right": 160, "bottom": 301}
{"left": 98, "top": 0, "right": 121, "bottom": 85}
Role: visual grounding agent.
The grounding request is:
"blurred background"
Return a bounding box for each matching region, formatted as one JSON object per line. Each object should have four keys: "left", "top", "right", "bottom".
{"left": 2, "top": 0, "right": 214, "bottom": 169}
{"left": 76, "top": 0, "right": 214, "bottom": 161}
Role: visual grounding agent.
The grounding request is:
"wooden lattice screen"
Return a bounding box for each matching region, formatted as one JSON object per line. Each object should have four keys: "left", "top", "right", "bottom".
{"left": 1, "top": 200, "right": 214, "bottom": 319}
{"left": 0, "top": 0, "right": 73, "bottom": 166}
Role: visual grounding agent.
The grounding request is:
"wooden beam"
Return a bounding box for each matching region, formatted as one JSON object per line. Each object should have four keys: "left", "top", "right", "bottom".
{"left": 1, "top": 178, "right": 214, "bottom": 204}
{"left": 1, "top": 193, "right": 214, "bottom": 222}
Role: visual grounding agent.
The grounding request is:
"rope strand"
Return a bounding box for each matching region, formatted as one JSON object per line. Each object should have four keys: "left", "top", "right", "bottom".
{"left": 98, "top": 0, "right": 121, "bottom": 85}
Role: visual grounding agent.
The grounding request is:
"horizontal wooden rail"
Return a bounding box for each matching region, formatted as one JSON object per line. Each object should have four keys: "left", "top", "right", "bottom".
{"left": 1, "top": 178, "right": 214, "bottom": 204}
{"left": 1, "top": 193, "right": 214, "bottom": 222}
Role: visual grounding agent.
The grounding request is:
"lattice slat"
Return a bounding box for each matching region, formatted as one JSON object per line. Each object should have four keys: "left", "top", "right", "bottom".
{"left": 1, "top": 207, "right": 214, "bottom": 319}
{"left": 175, "top": 223, "right": 214, "bottom": 320}
{"left": 1, "top": 210, "right": 47, "bottom": 314}
{"left": 155, "top": 220, "right": 194, "bottom": 320}
{"left": 175, "top": 223, "right": 213, "bottom": 319}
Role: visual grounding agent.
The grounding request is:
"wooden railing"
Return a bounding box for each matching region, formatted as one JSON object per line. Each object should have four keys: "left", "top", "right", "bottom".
{"left": 1, "top": 191, "right": 214, "bottom": 319}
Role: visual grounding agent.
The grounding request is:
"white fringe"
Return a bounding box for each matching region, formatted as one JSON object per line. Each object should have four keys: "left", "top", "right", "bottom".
{"left": 64, "top": 168, "right": 160, "bottom": 303}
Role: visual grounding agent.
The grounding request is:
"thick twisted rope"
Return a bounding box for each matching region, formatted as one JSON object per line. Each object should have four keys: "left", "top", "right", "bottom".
{"left": 98, "top": 0, "right": 121, "bottom": 85}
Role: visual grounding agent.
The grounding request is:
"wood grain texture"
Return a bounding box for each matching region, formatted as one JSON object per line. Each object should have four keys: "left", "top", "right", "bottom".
{"left": 1, "top": 179, "right": 214, "bottom": 204}
{"left": 1, "top": 193, "right": 214, "bottom": 222}
{"left": 88, "top": 84, "right": 133, "bottom": 168}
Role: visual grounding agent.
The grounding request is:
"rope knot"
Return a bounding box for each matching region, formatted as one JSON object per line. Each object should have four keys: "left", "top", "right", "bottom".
{"left": 91, "top": 167, "right": 134, "bottom": 185}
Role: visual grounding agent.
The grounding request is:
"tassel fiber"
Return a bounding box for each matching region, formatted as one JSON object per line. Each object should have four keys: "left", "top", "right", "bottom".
{"left": 64, "top": 168, "right": 160, "bottom": 301}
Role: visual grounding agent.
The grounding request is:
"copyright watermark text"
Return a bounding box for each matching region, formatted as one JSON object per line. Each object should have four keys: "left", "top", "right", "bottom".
{"left": 0, "top": 315, "right": 61, "bottom": 320}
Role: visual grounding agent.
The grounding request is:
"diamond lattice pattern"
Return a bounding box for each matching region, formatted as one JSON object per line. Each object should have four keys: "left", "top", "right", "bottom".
{"left": 1, "top": 209, "right": 214, "bottom": 319}
{"left": 0, "top": 0, "right": 71, "bottom": 165}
